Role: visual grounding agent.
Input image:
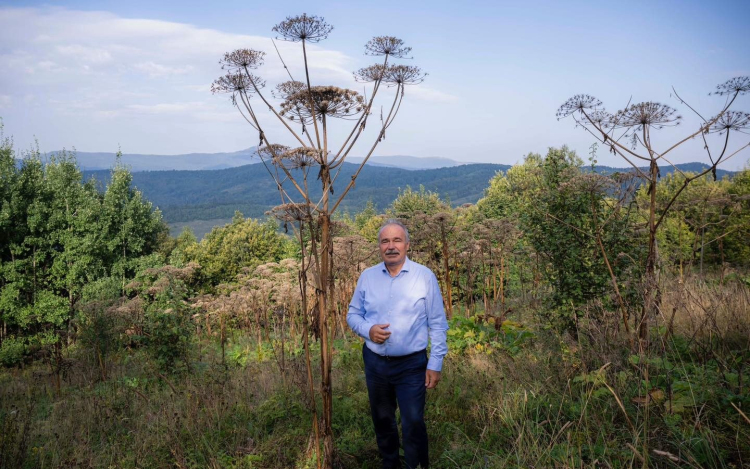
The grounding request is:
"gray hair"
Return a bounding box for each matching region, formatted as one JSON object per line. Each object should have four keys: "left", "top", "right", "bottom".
{"left": 377, "top": 218, "right": 410, "bottom": 243}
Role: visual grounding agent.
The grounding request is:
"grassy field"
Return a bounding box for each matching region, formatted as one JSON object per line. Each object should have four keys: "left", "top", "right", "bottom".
{"left": 1, "top": 276, "right": 748, "bottom": 468}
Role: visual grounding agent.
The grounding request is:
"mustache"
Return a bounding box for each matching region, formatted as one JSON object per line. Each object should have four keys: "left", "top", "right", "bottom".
{"left": 384, "top": 249, "right": 400, "bottom": 255}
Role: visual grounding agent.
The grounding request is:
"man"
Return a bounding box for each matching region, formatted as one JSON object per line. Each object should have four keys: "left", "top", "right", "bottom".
{"left": 347, "top": 219, "right": 449, "bottom": 469}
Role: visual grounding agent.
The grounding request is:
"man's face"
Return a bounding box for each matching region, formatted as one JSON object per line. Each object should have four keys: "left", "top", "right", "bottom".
{"left": 379, "top": 224, "right": 410, "bottom": 268}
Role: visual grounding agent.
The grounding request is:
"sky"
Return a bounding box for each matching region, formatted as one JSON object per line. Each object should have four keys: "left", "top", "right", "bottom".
{"left": 1, "top": 0, "right": 749, "bottom": 169}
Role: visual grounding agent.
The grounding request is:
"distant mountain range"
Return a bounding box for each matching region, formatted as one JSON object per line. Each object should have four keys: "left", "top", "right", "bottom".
{"left": 45, "top": 148, "right": 471, "bottom": 172}
{"left": 79, "top": 160, "right": 737, "bottom": 238}
{"left": 51, "top": 148, "right": 261, "bottom": 172}
{"left": 83, "top": 162, "right": 508, "bottom": 225}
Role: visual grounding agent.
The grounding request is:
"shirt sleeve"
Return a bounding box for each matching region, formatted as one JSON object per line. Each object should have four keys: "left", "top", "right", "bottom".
{"left": 347, "top": 272, "right": 376, "bottom": 340}
{"left": 425, "top": 272, "right": 449, "bottom": 372}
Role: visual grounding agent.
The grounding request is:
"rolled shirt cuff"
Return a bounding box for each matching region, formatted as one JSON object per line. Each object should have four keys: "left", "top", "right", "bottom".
{"left": 357, "top": 321, "right": 377, "bottom": 341}
{"left": 427, "top": 355, "right": 443, "bottom": 372}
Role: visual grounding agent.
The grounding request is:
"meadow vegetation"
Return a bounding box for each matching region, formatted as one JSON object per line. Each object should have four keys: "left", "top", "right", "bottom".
{"left": 1, "top": 126, "right": 749, "bottom": 467}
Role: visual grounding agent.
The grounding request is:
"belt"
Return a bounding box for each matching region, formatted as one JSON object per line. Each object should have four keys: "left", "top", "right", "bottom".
{"left": 366, "top": 345, "right": 426, "bottom": 361}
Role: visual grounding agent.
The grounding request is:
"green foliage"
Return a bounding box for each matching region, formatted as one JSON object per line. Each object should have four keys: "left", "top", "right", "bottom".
{"left": 184, "top": 213, "right": 293, "bottom": 288}
{"left": 446, "top": 315, "right": 534, "bottom": 356}
{"left": 389, "top": 184, "right": 451, "bottom": 219}
{"left": 128, "top": 264, "right": 197, "bottom": 373}
{"left": 168, "top": 227, "right": 198, "bottom": 267}
{"left": 480, "top": 147, "right": 643, "bottom": 329}
{"left": 0, "top": 141, "right": 167, "bottom": 367}
{"left": 725, "top": 166, "right": 750, "bottom": 266}
{"left": 639, "top": 169, "right": 750, "bottom": 270}
{"left": 0, "top": 336, "right": 26, "bottom": 367}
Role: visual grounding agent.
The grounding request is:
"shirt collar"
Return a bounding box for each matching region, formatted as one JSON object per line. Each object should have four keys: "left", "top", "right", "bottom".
{"left": 381, "top": 256, "right": 412, "bottom": 275}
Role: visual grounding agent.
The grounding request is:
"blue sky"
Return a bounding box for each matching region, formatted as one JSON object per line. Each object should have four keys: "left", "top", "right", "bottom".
{"left": 1, "top": 0, "right": 749, "bottom": 168}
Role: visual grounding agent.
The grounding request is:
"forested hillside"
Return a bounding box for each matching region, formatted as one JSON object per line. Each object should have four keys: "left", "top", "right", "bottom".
{"left": 3, "top": 134, "right": 749, "bottom": 467}
{"left": 82, "top": 161, "right": 734, "bottom": 224}
{"left": 84, "top": 162, "right": 510, "bottom": 222}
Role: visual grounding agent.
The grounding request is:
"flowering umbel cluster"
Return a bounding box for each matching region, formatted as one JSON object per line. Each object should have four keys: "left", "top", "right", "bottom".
{"left": 384, "top": 65, "right": 426, "bottom": 86}
{"left": 364, "top": 36, "right": 412, "bottom": 58}
{"left": 278, "top": 147, "right": 323, "bottom": 169}
{"left": 555, "top": 94, "right": 603, "bottom": 119}
{"left": 211, "top": 72, "right": 265, "bottom": 95}
{"left": 709, "top": 111, "right": 750, "bottom": 135}
{"left": 219, "top": 49, "right": 265, "bottom": 71}
{"left": 280, "top": 86, "right": 365, "bottom": 124}
{"left": 711, "top": 76, "right": 750, "bottom": 96}
{"left": 354, "top": 64, "right": 426, "bottom": 86}
{"left": 611, "top": 102, "right": 682, "bottom": 130}
{"left": 272, "top": 14, "right": 333, "bottom": 42}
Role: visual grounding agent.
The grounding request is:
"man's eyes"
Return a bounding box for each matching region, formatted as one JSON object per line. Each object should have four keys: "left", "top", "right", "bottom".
{"left": 381, "top": 239, "right": 403, "bottom": 244}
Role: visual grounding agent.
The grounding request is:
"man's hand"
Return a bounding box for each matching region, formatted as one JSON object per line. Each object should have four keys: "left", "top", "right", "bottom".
{"left": 369, "top": 324, "right": 391, "bottom": 344}
{"left": 425, "top": 370, "right": 441, "bottom": 389}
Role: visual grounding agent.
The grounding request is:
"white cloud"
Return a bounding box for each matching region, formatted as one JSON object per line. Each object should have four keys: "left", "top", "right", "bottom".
{"left": 125, "top": 102, "right": 208, "bottom": 115}
{"left": 0, "top": 6, "right": 357, "bottom": 153}
{"left": 133, "top": 62, "right": 194, "bottom": 78}
{"left": 407, "top": 86, "right": 459, "bottom": 103}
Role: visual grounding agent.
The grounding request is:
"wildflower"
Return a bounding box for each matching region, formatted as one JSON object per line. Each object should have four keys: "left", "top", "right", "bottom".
{"left": 364, "top": 36, "right": 412, "bottom": 58}
{"left": 278, "top": 147, "right": 323, "bottom": 169}
{"left": 273, "top": 80, "right": 306, "bottom": 100}
{"left": 211, "top": 72, "right": 265, "bottom": 95}
{"left": 280, "top": 86, "right": 364, "bottom": 124}
{"left": 587, "top": 110, "right": 613, "bottom": 128}
{"left": 219, "top": 49, "right": 265, "bottom": 71}
{"left": 257, "top": 144, "right": 290, "bottom": 161}
{"left": 354, "top": 64, "right": 388, "bottom": 83}
{"left": 611, "top": 102, "right": 681, "bottom": 130}
{"left": 384, "top": 65, "right": 426, "bottom": 86}
{"left": 273, "top": 14, "right": 333, "bottom": 42}
{"left": 556, "top": 95, "right": 603, "bottom": 119}
{"left": 711, "top": 76, "right": 750, "bottom": 96}
{"left": 708, "top": 111, "right": 750, "bottom": 134}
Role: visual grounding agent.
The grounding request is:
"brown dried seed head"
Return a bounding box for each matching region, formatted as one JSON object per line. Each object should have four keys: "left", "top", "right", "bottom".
{"left": 556, "top": 95, "right": 603, "bottom": 118}
{"left": 272, "top": 14, "right": 333, "bottom": 43}
{"left": 712, "top": 76, "right": 750, "bottom": 96}
{"left": 220, "top": 49, "right": 265, "bottom": 71}
{"left": 364, "top": 36, "right": 412, "bottom": 58}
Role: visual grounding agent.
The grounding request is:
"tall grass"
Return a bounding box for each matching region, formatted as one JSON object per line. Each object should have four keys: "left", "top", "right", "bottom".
{"left": 1, "top": 276, "right": 748, "bottom": 468}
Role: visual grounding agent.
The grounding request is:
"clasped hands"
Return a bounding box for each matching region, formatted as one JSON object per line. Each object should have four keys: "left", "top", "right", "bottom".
{"left": 368, "top": 323, "right": 442, "bottom": 389}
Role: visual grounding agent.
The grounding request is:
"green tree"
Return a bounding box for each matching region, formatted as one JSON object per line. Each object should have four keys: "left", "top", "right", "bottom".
{"left": 185, "top": 213, "right": 291, "bottom": 288}
{"left": 101, "top": 162, "right": 167, "bottom": 289}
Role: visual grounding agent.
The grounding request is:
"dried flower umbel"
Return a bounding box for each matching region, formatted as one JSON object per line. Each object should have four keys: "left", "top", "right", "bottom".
{"left": 219, "top": 49, "right": 265, "bottom": 71}
{"left": 709, "top": 111, "right": 750, "bottom": 134}
{"left": 555, "top": 77, "right": 750, "bottom": 345}
{"left": 272, "top": 14, "right": 333, "bottom": 42}
{"left": 586, "top": 110, "right": 613, "bottom": 129}
{"left": 711, "top": 76, "right": 750, "bottom": 96}
{"left": 257, "top": 143, "right": 289, "bottom": 160}
{"left": 273, "top": 80, "right": 306, "bottom": 100}
{"left": 611, "top": 102, "right": 682, "bottom": 130}
{"left": 278, "top": 147, "right": 322, "bottom": 169}
{"left": 555, "top": 94, "right": 603, "bottom": 119}
{"left": 280, "top": 86, "right": 365, "bottom": 124}
{"left": 211, "top": 72, "right": 265, "bottom": 95}
{"left": 365, "top": 36, "right": 412, "bottom": 58}
{"left": 354, "top": 64, "right": 388, "bottom": 83}
{"left": 384, "top": 65, "right": 427, "bottom": 86}
{"left": 213, "top": 17, "right": 425, "bottom": 467}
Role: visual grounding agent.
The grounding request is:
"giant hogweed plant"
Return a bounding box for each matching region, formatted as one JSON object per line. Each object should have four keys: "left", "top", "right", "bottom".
{"left": 212, "top": 14, "right": 425, "bottom": 468}
{"left": 557, "top": 78, "right": 750, "bottom": 343}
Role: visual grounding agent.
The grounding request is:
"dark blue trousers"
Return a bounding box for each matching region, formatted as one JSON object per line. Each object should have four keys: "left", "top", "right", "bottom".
{"left": 363, "top": 345, "right": 429, "bottom": 469}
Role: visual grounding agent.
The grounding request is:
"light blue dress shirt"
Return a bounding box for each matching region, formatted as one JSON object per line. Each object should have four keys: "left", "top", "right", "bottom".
{"left": 347, "top": 257, "right": 449, "bottom": 372}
